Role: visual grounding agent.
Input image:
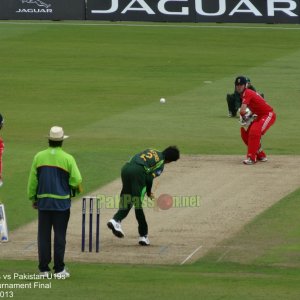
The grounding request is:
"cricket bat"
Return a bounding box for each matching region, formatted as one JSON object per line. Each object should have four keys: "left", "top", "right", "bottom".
{"left": 0, "top": 203, "right": 9, "bottom": 242}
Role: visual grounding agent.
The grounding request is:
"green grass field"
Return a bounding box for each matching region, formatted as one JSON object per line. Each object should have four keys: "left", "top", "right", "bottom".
{"left": 1, "top": 21, "right": 300, "bottom": 299}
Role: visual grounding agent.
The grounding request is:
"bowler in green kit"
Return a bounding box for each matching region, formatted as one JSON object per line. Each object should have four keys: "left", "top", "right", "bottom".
{"left": 107, "top": 146, "right": 180, "bottom": 246}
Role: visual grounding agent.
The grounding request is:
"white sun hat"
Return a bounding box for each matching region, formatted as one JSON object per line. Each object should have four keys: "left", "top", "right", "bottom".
{"left": 47, "top": 126, "right": 69, "bottom": 141}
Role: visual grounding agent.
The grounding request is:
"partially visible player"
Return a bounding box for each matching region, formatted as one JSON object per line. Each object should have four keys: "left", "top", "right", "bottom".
{"left": 235, "top": 76, "right": 276, "bottom": 165}
{"left": 0, "top": 114, "right": 4, "bottom": 187}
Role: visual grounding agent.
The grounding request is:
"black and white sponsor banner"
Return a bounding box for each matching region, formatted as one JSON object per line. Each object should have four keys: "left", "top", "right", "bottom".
{"left": 0, "top": 0, "right": 85, "bottom": 20}
{"left": 0, "top": 0, "right": 299, "bottom": 23}
{"left": 87, "top": 0, "right": 195, "bottom": 22}
{"left": 86, "top": 0, "right": 300, "bottom": 23}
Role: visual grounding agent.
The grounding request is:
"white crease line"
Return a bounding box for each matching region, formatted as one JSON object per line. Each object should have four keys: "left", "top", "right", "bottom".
{"left": 216, "top": 248, "right": 230, "bottom": 263}
{"left": 180, "top": 245, "right": 203, "bottom": 265}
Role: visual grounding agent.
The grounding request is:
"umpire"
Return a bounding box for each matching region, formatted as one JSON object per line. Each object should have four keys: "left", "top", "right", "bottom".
{"left": 27, "top": 126, "right": 82, "bottom": 278}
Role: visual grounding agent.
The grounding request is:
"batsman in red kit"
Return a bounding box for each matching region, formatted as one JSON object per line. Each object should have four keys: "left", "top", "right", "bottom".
{"left": 235, "top": 76, "right": 276, "bottom": 165}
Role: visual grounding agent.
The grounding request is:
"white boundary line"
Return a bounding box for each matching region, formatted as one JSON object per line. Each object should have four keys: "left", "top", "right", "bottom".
{"left": 0, "top": 21, "right": 300, "bottom": 30}
{"left": 180, "top": 245, "right": 203, "bottom": 265}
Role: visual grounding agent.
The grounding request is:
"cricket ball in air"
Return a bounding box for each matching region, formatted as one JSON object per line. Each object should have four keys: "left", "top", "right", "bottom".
{"left": 157, "top": 194, "right": 173, "bottom": 210}
{"left": 160, "top": 98, "right": 166, "bottom": 104}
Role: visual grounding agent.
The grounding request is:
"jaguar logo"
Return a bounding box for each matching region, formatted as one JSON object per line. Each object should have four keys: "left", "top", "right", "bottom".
{"left": 21, "top": 0, "right": 51, "bottom": 9}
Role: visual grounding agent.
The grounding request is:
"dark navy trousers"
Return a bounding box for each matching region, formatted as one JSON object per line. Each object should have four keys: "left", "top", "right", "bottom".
{"left": 38, "top": 209, "right": 70, "bottom": 273}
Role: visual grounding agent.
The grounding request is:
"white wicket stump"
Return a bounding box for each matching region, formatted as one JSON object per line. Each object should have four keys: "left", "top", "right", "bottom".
{"left": 0, "top": 203, "right": 9, "bottom": 242}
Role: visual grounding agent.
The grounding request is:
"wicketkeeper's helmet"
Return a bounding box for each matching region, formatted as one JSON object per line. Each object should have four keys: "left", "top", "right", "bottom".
{"left": 235, "top": 76, "right": 247, "bottom": 86}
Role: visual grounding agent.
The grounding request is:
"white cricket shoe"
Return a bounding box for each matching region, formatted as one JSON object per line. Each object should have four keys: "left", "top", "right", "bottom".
{"left": 258, "top": 156, "right": 268, "bottom": 162}
{"left": 138, "top": 236, "right": 150, "bottom": 246}
{"left": 243, "top": 158, "right": 256, "bottom": 165}
{"left": 107, "top": 219, "right": 124, "bottom": 238}
{"left": 54, "top": 268, "right": 70, "bottom": 279}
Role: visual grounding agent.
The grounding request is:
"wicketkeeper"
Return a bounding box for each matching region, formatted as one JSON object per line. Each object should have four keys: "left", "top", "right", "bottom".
{"left": 107, "top": 146, "right": 180, "bottom": 246}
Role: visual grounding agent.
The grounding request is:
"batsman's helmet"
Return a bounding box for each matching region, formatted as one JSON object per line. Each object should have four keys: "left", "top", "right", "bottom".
{"left": 235, "top": 76, "right": 247, "bottom": 86}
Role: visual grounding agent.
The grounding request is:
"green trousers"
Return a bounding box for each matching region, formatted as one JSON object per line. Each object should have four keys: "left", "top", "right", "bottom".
{"left": 113, "top": 162, "right": 148, "bottom": 237}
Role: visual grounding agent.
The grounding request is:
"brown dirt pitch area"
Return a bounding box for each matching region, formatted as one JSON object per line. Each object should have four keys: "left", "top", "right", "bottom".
{"left": 1, "top": 155, "right": 300, "bottom": 265}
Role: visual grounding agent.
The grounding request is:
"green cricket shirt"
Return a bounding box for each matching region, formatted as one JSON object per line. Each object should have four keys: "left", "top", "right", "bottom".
{"left": 27, "top": 147, "right": 82, "bottom": 211}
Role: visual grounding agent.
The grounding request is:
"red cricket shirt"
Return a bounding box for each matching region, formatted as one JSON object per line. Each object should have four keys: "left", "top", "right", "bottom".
{"left": 242, "top": 89, "right": 274, "bottom": 116}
